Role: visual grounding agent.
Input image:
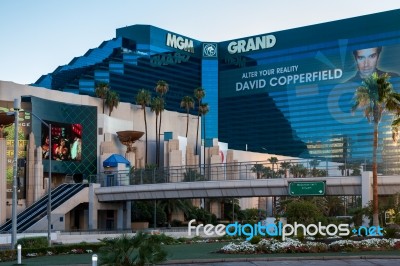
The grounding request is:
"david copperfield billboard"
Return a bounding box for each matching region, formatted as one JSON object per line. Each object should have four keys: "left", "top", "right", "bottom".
{"left": 218, "top": 12, "right": 400, "bottom": 173}
{"left": 0, "top": 101, "right": 31, "bottom": 198}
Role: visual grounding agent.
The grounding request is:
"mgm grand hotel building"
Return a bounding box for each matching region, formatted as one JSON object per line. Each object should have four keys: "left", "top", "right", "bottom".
{"left": 34, "top": 9, "right": 400, "bottom": 174}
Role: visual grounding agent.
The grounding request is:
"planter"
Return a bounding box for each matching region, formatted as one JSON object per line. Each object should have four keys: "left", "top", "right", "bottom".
{"left": 131, "top": 222, "right": 149, "bottom": 230}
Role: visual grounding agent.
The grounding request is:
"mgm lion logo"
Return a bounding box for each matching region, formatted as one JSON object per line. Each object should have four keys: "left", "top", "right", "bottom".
{"left": 203, "top": 43, "right": 217, "bottom": 57}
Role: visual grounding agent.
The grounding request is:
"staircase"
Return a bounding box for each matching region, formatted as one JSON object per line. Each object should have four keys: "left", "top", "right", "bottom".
{"left": 0, "top": 183, "right": 88, "bottom": 233}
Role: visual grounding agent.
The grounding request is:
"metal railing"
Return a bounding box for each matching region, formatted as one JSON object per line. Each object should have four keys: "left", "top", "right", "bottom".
{"left": 92, "top": 158, "right": 355, "bottom": 187}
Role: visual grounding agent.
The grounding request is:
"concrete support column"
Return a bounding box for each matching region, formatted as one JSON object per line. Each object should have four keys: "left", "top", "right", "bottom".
{"left": 266, "top": 197, "right": 273, "bottom": 217}
{"left": 88, "top": 183, "right": 100, "bottom": 230}
{"left": 361, "top": 171, "right": 373, "bottom": 226}
{"left": 0, "top": 139, "right": 7, "bottom": 224}
{"left": 125, "top": 201, "right": 131, "bottom": 230}
{"left": 117, "top": 204, "right": 124, "bottom": 230}
{"left": 26, "top": 132, "right": 36, "bottom": 207}
{"left": 362, "top": 171, "right": 373, "bottom": 207}
{"left": 34, "top": 147, "right": 44, "bottom": 201}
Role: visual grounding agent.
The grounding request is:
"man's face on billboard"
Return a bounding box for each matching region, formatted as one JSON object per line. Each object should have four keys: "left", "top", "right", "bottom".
{"left": 354, "top": 48, "right": 380, "bottom": 78}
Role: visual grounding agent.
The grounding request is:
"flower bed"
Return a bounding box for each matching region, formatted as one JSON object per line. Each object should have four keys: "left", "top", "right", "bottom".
{"left": 218, "top": 238, "right": 400, "bottom": 254}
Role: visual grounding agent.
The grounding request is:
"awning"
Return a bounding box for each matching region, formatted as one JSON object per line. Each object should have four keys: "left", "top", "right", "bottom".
{"left": 103, "top": 154, "right": 131, "bottom": 168}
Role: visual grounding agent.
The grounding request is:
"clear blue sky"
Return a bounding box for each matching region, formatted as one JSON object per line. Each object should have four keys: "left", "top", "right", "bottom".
{"left": 0, "top": 0, "right": 398, "bottom": 85}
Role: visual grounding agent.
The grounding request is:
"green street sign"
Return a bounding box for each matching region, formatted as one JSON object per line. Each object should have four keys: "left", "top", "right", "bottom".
{"left": 289, "top": 181, "right": 325, "bottom": 196}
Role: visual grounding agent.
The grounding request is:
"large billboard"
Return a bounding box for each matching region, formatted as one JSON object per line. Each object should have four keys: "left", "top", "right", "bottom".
{"left": 220, "top": 43, "right": 400, "bottom": 98}
{"left": 218, "top": 10, "right": 400, "bottom": 172}
{"left": 0, "top": 101, "right": 31, "bottom": 198}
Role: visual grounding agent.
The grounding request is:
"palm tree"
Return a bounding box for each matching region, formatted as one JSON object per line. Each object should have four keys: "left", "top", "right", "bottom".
{"left": 309, "top": 159, "right": 320, "bottom": 177}
{"left": 268, "top": 156, "right": 278, "bottom": 178}
{"left": 194, "top": 87, "right": 205, "bottom": 154}
{"left": 155, "top": 80, "right": 169, "bottom": 97}
{"left": 280, "top": 161, "right": 291, "bottom": 178}
{"left": 155, "top": 80, "right": 169, "bottom": 167}
{"left": 338, "top": 164, "right": 346, "bottom": 176}
{"left": 199, "top": 103, "right": 209, "bottom": 172}
{"left": 290, "top": 164, "right": 307, "bottom": 178}
{"left": 136, "top": 89, "right": 151, "bottom": 166}
{"left": 95, "top": 82, "right": 109, "bottom": 114}
{"left": 151, "top": 97, "right": 164, "bottom": 167}
{"left": 105, "top": 90, "right": 120, "bottom": 116}
{"left": 159, "top": 199, "right": 193, "bottom": 226}
{"left": 251, "top": 164, "right": 265, "bottom": 179}
{"left": 99, "top": 232, "right": 167, "bottom": 266}
{"left": 352, "top": 72, "right": 400, "bottom": 227}
{"left": 180, "top": 96, "right": 195, "bottom": 137}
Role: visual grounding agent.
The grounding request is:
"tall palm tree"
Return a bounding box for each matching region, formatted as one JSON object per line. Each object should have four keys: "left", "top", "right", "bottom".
{"left": 199, "top": 103, "right": 209, "bottom": 172}
{"left": 290, "top": 164, "right": 307, "bottom": 178}
{"left": 251, "top": 164, "right": 265, "bottom": 179}
{"left": 155, "top": 80, "right": 169, "bottom": 167}
{"left": 151, "top": 97, "right": 164, "bottom": 167}
{"left": 309, "top": 159, "right": 320, "bottom": 177}
{"left": 280, "top": 161, "right": 291, "bottom": 178}
{"left": 180, "top": 96, "right": 195, "bottom": 137}
{"left": 194, "top": 87, "right": 205, "bottom": 155}
{"left": 159, "top": 199, "right": 193, "bottom": 226}
{"left": 105, "top": 90, "right": 120, "bottom": 116}
{"left": 352, "top": 72, "right": 400, "bottom": 226}
{"left": 338, "top": 164, "right": 346, "bottom": 176}
{"left": 95, "top": 82, "right": 110, "bottom": 114}
{"left": 155, "top": 80, "right": 169, "bottom": 97}
{"left": 268, "top": 156, "right": 278, "bottom": 178}
{"left": 136, "top": 89, "right": 151, "bottom": 166}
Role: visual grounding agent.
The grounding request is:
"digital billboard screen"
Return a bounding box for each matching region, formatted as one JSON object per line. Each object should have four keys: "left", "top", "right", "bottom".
{"left": 41, "top": 121, "right": 82, "bottom": 162}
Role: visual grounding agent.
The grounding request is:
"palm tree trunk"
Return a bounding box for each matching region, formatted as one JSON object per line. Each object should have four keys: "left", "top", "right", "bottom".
{"left": 102, "top": 99, "right": 105, "bottom": 114}
{"left": 203, "top": 115, "right": 207, "bottom": 179}
{"left": 272, "top": 163, "right": 275, "bottom": 178}
{"left": 186, "top": 112, "right": 189, "bottom": 137}
{"left": 155, "top": 114, "right": 159, "bottom": 167}
{"left": 195, "top": 113, "right": 200, "bottom": 155}
{"left": 372, "top": 122, "right": 379, "bottom": 226}
{"left": 144, "top": 108, "right": 148, "bottom": 166}
{"left": 158, "top": 112, "right": 162, "bottom": 167}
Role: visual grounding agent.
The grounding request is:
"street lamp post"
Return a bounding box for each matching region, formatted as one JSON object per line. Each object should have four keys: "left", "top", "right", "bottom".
{"left": 11, "top": 99, "right": 20, "bottom": 249}
{"left": 30, "top": 112, "right": 52, "bottom": 247}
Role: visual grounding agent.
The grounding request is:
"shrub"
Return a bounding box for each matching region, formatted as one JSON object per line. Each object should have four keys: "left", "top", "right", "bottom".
{"left": 0, "top": 242, "right": 104, "bottom": 262}
{"left": 16, "top": 236, "right": 48, "bottom": 249}
{"left": 171, "top": 219, "right": 182, "bottom": 227}
{"left": 249, "top": 235, "right": 261, "bottom": 244}
{"left": 296, "top": 230, "right": 305, "bottom": 242}
{"left": 285, "top": 201, "right": 324, "bottom": 225}
{"left": 151, "top": 233, "right": 178, "bottom": 245}
{"left": 99, "top": 232, "right": 167, "bottom": 266}
{"left": 328, "top": 240, "right": 358, "bottom": 252}
{"left": 384, "top": 227, "right": 397, "bottom": 238}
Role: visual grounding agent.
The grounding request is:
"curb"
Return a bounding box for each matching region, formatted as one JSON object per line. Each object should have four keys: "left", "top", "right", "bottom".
{"left": 159, "top": 255, "right": 400, "bottom": 264}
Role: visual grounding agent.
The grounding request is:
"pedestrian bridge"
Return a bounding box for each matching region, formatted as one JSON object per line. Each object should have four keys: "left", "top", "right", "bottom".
{"left": 94, "top": 174, "right": 400, "bottom": 202}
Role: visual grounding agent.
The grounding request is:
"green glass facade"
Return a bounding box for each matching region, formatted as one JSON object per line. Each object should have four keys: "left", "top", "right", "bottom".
{"left": 22, "top": 96, "right": 97, "bottom": 176}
